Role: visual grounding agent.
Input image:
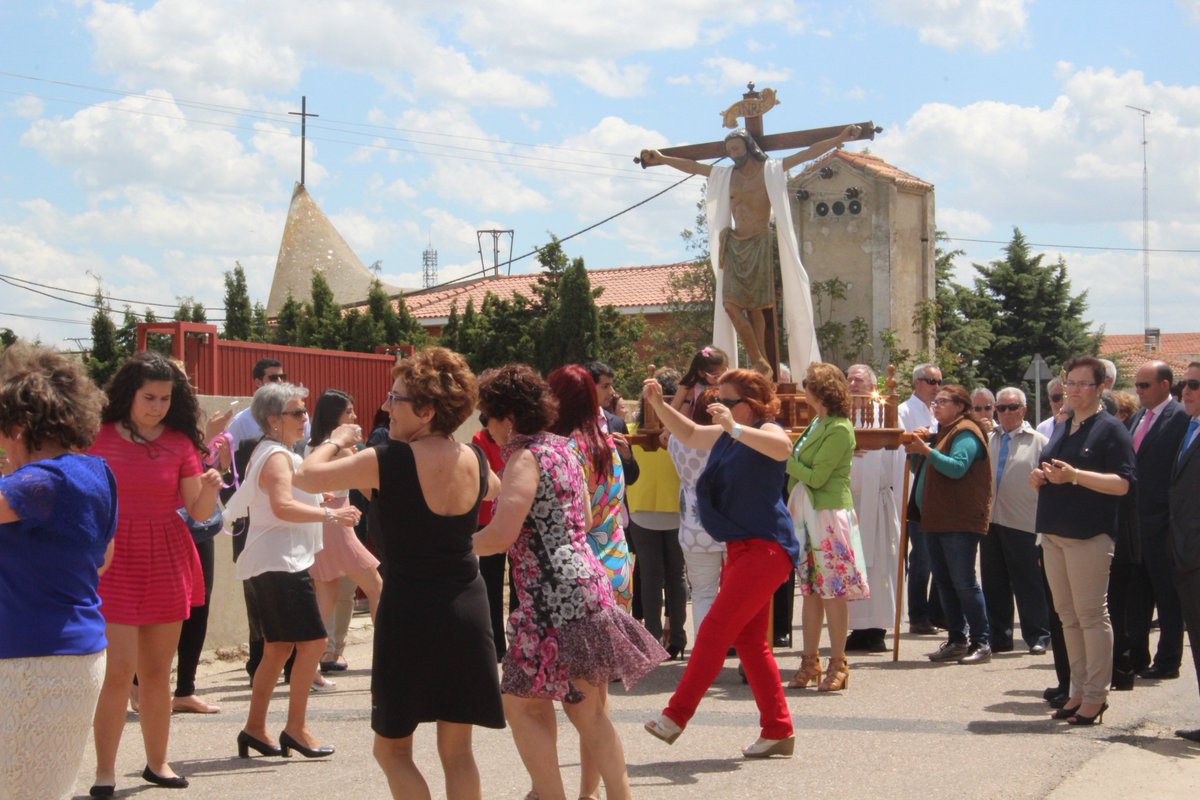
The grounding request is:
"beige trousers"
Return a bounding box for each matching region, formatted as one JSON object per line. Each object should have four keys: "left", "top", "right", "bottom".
{"left": 1042, "top": 533, "right": 1115, "bottom": 704}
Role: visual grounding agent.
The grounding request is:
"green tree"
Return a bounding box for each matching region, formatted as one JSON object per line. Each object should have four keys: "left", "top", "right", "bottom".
{"left": 969, "top": 228, "right": 1098, "bottom": 396}
{"left": 86, "top": 292, "right": 122, "bottom": 387}
{"left": 928, "top": 233, "right": 994, "bottom": 386}
{"left": 223, "top": 263, "right": 254, "bottom": 340}
{"left": 596, "top": 305, "right": 646, "bottom": 397}
{"left": 298, "top": 272, "right": 344, "bottom": 350}
{"left": 537, "top": 259, "right": 598, "bottom": 372}
{"left": 0, "top": 328, "right": 16, "bottom": 349}
{"left": 250, "top": 302, "right": 269, "bottom": 343}
{"left": 174, "top": 297, "right": 207, "bottom": 323}
{"left": 439, "top": 302, "right": 462, "bottom": 351}
{"left": 472, "top": 293, "right": 536, "bottom": 372}
{"left": 273, "top": 294, "right": 304, "bottom": 346}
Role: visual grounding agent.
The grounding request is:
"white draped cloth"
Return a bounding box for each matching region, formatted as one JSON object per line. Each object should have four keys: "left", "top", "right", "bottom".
{"left": 847, "top": 449, "right": 902, "bottom": 630}
{"left": 706, "top": 159, "right": 821, "bottom": 377}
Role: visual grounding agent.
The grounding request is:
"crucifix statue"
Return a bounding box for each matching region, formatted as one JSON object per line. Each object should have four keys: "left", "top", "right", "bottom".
{"left": 638, "top": 83, "right": 877, "bottom": 380}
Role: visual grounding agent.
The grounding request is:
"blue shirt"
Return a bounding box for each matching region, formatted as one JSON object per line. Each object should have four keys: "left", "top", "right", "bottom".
{"left": 0, "top": 454, "right": 117, "bottom": 658}
{"left": 695, "top": 423, "right": 799, "bottom": 565}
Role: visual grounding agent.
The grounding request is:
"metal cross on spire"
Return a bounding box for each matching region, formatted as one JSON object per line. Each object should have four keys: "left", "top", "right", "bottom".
{"left": 289, "top": 96, "right": 320, "bottom": 186}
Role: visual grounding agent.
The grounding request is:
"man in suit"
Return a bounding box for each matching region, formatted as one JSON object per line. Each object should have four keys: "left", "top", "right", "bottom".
{"left": 1128, "top": 361, "right": 1191, "bottom": 680}
{"left": 1169, "top": 362, "right": 1200, "bottom": 742}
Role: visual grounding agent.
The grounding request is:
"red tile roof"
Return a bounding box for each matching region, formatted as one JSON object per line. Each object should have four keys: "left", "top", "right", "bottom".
{"left": 1101, "top": 332, "right": 1200, "bottom": 377}
{"left": 796, "top": 149, "right": 933, "bottom": 192}
{"left": 373, "top": 262, "right": 693, "bottom": 321}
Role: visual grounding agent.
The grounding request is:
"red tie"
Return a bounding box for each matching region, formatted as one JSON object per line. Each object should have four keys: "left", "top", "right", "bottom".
{"left": 1132, "top": 409, "right": 1155, "bottom": 453}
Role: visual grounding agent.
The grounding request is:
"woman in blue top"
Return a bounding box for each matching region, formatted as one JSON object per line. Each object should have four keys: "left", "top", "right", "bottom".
{"left": 0, "top": 344, "right": 117, "bottom": 800}
{"left": 904, "top": 384, "right": 994, "bottom": 666}
{"left": 642, "top": 368, "right": 799, "bottom": 759}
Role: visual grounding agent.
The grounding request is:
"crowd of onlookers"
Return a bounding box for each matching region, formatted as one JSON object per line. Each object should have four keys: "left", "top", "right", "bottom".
{"left": 3, "top": 339, "right": 1199, "bottom": 800}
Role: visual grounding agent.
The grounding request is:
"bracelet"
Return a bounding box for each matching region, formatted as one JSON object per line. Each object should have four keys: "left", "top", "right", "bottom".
{"left": 729, "top": 422, "right": 744, "bottom": 440}
{"left": 323, "top": 506, "right": 333, "bottom": 523}
{"left": 322, "top": 439, "right": 342, "bottom": 456}
{"left": 1071, "top": 469, "right": 1078, "bottom": 486}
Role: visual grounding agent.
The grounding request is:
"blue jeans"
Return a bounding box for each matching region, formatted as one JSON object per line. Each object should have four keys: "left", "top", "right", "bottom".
{"left": 926, "top": 530, "right": 990, "bottom": 647}
{"left": 907, "top": 521, "right": 942, "bottom": 625}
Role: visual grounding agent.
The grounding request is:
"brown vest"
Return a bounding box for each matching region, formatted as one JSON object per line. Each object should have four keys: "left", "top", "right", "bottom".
{"left": 917, "top": 416, "right": 993, "bottom": 534}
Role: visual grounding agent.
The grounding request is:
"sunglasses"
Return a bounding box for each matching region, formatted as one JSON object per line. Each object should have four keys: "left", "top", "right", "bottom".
{"left": 1134, "top": 382, "right": 1157, "bottom": 390}
{"left": 715, "top": 397, "right": 744, "bottom": 409}
{"left": 973, "top": 405, "right": 993, "bottom": 413}
{"left": 995, "top": 403, "right": 1023, "bottom": 412}
{"left": 917, "top": 377, "right": 942, "bottom": 385}
{"left": 1049, "top": 394, "right": 1063, "bottom": 403}
{"left": 1184, "top": 379, "right": 1200, "bottom": 391}
{"left": 386, "top": 392, "right": 414, "bottom": 405}
{"left": 265, "top": 373, "right": 288, "bottom": 383}
{"left": 281, "top": 408, "right": 308, "bottom": 418}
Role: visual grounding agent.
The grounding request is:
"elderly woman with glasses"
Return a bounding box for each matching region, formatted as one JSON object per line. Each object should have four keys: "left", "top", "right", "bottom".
{"left": 225, "top": 382, "right": 361, "bottom": 762}
{"left": 904, "top": 384, "right": 994, "bottom": 666}
{"left": 642, "top": 369, "right": 799, "bottom": 759}
{"left": 1029, "top": 356, "right": 1135, "bottom": 726}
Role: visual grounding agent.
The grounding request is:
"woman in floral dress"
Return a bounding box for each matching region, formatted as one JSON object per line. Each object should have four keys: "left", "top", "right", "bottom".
{"left": 473, "top": 364, "right": 665, "bottom": 800}
{"left": 785, "top": 362, "right": 869, "bottom": 693}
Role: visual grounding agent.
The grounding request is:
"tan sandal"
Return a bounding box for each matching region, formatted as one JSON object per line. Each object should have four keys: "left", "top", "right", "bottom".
{"left": 818, "top": 656, "right": 849, "bottom": 692}
{"left": 787, "top": 653, "right": 822, "bottom": 688}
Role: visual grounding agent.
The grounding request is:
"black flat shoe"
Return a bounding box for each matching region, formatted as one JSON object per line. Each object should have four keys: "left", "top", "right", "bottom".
{"left": 89, "top": 785, "right": 114, "bottom": 798}
{"left": 142, "top": 766, "right": 189, "bottom": 789}
{"left": 238, "top": 730, "right": 283, "bottom": 758}
{"left": 279, "top": 730, "right": 334, "bottom": 759}
{"left": 1044, "top": 686, "right": 1069, "bottom": 701}
{"left": 1066, "top": 702, "right": 1108, "bottom": 726}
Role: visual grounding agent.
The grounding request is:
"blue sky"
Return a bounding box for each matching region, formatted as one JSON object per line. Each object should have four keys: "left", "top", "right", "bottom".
{"left": 1, "top": 0, "right": 1197, "bottom": 351}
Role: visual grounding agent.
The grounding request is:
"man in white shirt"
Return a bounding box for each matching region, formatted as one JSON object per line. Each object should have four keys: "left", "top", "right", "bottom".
{"left": 980, "top": 387, "right": 1050, "bottom": 654}
{"left": 1036, "top": 378, "right": 1065, "bottom": 439}
{"left": 898, "top": 362, "right": 943, "bottom": 635}
{"left": 228, "top": 359, "right": 288, "bottom": 447}
{"left": 845, "top": 364, "right": 902, "bottom": 652}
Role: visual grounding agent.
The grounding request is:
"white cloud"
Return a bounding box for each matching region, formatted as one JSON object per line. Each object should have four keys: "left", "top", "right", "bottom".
{"left": 937, "top": 207, "right": 992, "bottom": 237}
{"left": 871, "top": 0, "right": 1030, "bottom": 52}
{"left": 1180, "top": 0, "right": 1200, "bottom": 22}
{"left": 10, "top": 95, "right": 44, "bottom": 118}
{"left": 695, "top": 57, "right": 791, "bottom": 94}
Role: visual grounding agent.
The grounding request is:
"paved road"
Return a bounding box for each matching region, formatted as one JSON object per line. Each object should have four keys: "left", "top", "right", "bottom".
{"left": 72, "top": 619, "right": 1200, "bottom": 799}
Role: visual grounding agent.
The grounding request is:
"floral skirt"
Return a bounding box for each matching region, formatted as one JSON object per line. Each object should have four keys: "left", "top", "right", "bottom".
{"left": 787, "top": 483, "right": 870, "bottom": 600}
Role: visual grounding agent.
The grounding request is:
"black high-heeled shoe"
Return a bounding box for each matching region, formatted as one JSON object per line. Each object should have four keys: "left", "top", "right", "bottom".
{"left": 88, "top": 785, "right": 114, "bottom": 798}
{"left": 1052, "top": 703, "right": 1082, "bottom": 720}
{"left": 238, "top": 730, "right": 282, "bottom": 758}
{"left": 279, "top": 730, "right": 334, "bottom": 759}
{"left": 141, "top": 766, "right": 189, "bottom": 789}
{"left": 1067, "top": 702, "right": 1108, "bottom": 726}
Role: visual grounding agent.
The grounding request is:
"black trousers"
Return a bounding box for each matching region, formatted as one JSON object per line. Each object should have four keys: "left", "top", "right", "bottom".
{"left": 1173, "top": 567, "right": 1200, "bottom": 699}
{"left": 1108, "top": 559, "right": 1140, "bottom": 686}
{"left": 627, "top": 521, "right": 688, "bottom": 650}
{"left": 980, "top": 524, "right": 1050, "bottom": 650}
{"left": 175, "top": 537, "right": 215, "bottom": 697}
{"left": 478, "top": 552, "right": 508, "bottom": 662}
{"left": 1129, "top": 525, "right": 1186, "bottom": 672}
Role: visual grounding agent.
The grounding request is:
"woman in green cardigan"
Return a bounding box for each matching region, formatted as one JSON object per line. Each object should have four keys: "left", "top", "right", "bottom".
{"left": 785, "top": 363, "right": 869, "bottom": 692}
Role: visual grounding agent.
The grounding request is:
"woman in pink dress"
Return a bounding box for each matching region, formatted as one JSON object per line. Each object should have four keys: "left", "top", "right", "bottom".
{"left": 306, "top": 391, "right": 383, "bottom": 658}
{"left": 88, "top": 352, "right": 222, "bottom": 796}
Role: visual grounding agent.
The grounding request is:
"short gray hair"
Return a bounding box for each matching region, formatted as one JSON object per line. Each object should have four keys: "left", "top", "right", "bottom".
{"left": 1100, "top": 358, "right": 1117, "bottom": 384}
{"left": 1047, "top": 377, "right": 1063, "bottom": 392}
{"left": 847, "top": 363, "right": 877, "bottom": 385}
{"left": 912, "top": 362, "right": 939, "bottom": 382}
{"left": 251, "top": 382, "right": 309, "bottom": 434}
{"left": 971, "top": 387, "right": 995, "bottom": 404}
{"left": 997, "top": 386, "right": 1026, "bottom": 406}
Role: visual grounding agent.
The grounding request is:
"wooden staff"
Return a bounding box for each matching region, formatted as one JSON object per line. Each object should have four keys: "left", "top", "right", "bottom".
{"left": 892, "top": 454, "right": 911, "bottom": 662}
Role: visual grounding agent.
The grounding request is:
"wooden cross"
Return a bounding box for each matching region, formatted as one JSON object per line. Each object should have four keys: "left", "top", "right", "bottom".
{"left": 289, "top": 96, "right": 319, "bottom": 186}
{"left": 635, "top": 82, "right": 880, "bottom": 380}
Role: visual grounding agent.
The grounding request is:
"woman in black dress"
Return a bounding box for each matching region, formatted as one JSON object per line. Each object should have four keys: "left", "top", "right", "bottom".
{"left": 296, "top": 346, "right": 503, "bottom": 799}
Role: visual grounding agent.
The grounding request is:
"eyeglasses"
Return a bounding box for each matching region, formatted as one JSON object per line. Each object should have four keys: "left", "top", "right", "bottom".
{"left": 1064, "top": 381, "right": 1096, "bottom": 389}
{"left": 281, "top": 408, "right": 308, "bottom": 418}
{"left": 973, "top": 405, "right": 993, "bottom": 413}
{"left": 715, "top": 397, "right": 744, "bottom": 409}
{"left": 1049, "top": 394, "right": 1063, "bottom": 403}
{"left": 386, "top": 392, "right": 413, "bottom": 405}
{"left": 995, "top": 403, "right": 1023, "bottom": 412}
{"left": 1183, "top": 379, "right": 1200, "bottom": 391}
{"left": 917, "top": 377, "right": 942, "bottom": 385}
{"left": 932, "top": 398, "right": 959, "bottom": 407}
{"left": 264, "top": 373, "right": 288, "bottom": 383}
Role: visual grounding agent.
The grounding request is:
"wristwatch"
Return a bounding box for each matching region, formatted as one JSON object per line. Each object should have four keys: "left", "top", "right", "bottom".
{"left": 729, "top": 422, "right": 744, "bottom": 440}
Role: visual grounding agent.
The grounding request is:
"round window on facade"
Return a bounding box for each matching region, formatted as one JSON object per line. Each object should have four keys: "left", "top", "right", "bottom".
{"left": 848, "top": 199, "right": 862, "bottom": 215}
{"left": 815, "top": 202, "right": 829, "bottom": 217}
{"left": 832, "top": 201, "right": 846, "bottom": 215}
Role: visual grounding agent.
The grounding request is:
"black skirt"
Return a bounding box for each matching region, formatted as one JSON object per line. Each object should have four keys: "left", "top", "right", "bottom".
{"left": 247, "top": 569, "right": 327, "bottom": 643}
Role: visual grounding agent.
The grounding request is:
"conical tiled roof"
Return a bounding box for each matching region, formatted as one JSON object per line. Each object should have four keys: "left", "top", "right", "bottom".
{"left": 267, "top": 182, "right": 401, "bottom": 315}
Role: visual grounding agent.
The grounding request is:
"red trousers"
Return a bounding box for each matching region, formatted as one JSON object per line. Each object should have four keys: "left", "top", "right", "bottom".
{"left": 663, "top": 538, "right": 794, "bottom": 739}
